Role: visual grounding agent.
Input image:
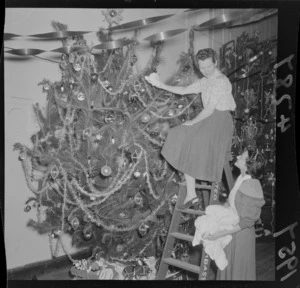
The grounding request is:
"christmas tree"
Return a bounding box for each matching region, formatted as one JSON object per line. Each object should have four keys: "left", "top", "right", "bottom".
{"left": 13, "top": 11, "right": 203, "bottom": 262}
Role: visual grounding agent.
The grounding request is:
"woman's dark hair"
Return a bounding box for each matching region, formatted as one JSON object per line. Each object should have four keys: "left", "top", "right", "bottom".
{"left": 196, "top": 48, "right": 218, "bottom": 63}
{"left": 245, "top": 149, "right": 266, "bottom": 179}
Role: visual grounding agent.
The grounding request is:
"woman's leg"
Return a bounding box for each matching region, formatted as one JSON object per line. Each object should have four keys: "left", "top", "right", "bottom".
{"left": 183, "top": 173, "right": 197, "bottom": 204}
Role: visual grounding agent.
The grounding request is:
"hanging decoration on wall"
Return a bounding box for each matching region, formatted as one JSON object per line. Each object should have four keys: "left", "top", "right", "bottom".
{"left": 28, "top": 30, "right": 91, "bottom": 39}
{"left": 4, "top": 33, "right": 20, "bottom": 40}
{"left": 4, "top": 9, "right": 275, "bottom": 62}
{"left": 5, "top": 48, "right": 47, "bottom": 57}
{"left": 143, "top": 29, "right": 187, "bottom": 42}
{"left": 92, "top": 39, "right": 137, "bottom": 51}
{"left": 219, "top": 29, "right": 277, "bottom": 236}
{"left": 109, "top": 14, "right": 174, "bottom": 31}
{"left": 229, "top": 9, "right": 278, "bottom": 28}
{"left": 193, "top": 9, "right": 252, "bottom": 31}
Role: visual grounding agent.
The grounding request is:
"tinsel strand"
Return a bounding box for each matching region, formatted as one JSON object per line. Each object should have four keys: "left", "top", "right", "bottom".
{"left": 150, "top": 94, "right": 198, "bottom": 119}
{"left": 142, "top": 149, "right": 160, "bottom": 200}
{"left": 153, "top": 161, "right": 168, "bottom": 181}
{"left": 138, "top": 128, "right": 164, "bottom": 147}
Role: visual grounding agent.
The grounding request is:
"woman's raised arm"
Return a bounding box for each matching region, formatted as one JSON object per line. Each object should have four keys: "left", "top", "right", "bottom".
{"left": 145, "top": 73, "right": 201, "bottom": 95}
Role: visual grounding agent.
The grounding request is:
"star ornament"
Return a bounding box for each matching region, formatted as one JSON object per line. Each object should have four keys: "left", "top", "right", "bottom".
{"left": 102, "top": 9, "right": 123, "bottom": 26}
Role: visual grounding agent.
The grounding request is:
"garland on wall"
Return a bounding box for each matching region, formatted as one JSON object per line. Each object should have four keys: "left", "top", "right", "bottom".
{"left": 220, "top": 30, "right": 277, "bottom": 235}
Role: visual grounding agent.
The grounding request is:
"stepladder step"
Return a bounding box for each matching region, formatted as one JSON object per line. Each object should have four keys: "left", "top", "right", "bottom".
{"left": 176, "top": 207, "right": 205, "bottom": 216}
{"left": 163, "top": 258, "right": 200, "bottom": 274}
{"left": 169, "top": 232, "right": 194, "bottom": 242}
{"left": 156, "top": 160, "right": 234, "bottom": 280}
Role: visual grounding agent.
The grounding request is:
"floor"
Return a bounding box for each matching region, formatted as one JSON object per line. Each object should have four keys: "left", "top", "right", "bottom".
{"left": 37, "top": 238, "right": 275, "bottom": 281}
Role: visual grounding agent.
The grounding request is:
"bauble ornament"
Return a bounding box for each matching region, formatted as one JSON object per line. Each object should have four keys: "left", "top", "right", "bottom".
{"left": 101, "top": 165, "right": 112, "bottom": 177}
{"left": 50, "top": 165, "right": 59, "bottom": 180}
{"left": 141, "top": 113, "right": 151, "bottom": 123}
{"left": 134, "top": 192, "right": 143, "bottom": 205}
{"left": 137, "top": 223, "right": 150, "bottom": 238}
{"left": 51, "top": 228, "right": 62, "bottom": 238}
{"left": 133, "top": 171, "right": 141, "bottom": 178}
{"left": 95, "top": 134, "right": 102, "bottom": 141}
{"left": 82, "top": 128, "right": 91, "bottom": 140}
{"left": 103, "top": 79, "right": 110, "bottom": 88}
{"left": 43, "top": 83, "right": 50, "bottom": 91}
{"left": 76, "top": 91, "right": 85, "bottom": 101}
{"left": 71, "top": 217, "right": 80, "bottom": 230}
{"left": 168, "top": 109, "right": 175, "bottom": 116}
{"left": 91, "top": 73, "right": 98, "bottom": 82}
{"left": 19, "top": 152, "right": 26, "bottom": 161}
{"left": 109, "top": 9, "right": 117, "bottom": 17}
{"left": 104, "top": 114, "right": 115, "bottom": 124}
{"left": 84, "top": 231, "right": 92, "bottom": 240}
{"left": 73, "top": 63, "right": 82, "bottom": 72}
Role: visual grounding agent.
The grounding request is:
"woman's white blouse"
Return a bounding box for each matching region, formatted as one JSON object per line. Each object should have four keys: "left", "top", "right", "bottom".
{"left": 195, "top": 69, "right": 236, "bottom": 111}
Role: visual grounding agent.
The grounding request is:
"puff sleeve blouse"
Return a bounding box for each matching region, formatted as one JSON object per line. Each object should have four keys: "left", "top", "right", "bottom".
{"left": 235, "top": 179, "right": 265, "bottom": 230}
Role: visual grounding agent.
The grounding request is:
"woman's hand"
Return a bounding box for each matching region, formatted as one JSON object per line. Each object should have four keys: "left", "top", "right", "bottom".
{"left": 203, "top": 230, "right": 228, "bottom": 241}
{"left": 202, "top": 233, "right": 221, "bottom": 241}
{"left": 145, "top": 73, "right": 161, "bottom": 88}
{"left": 182, "top": 120, "right": 196, "bottom": 126}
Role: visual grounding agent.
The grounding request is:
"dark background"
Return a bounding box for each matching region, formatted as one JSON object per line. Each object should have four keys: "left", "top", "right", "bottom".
{"left": 2, "top": 0, "right": 300, "bottom": 287}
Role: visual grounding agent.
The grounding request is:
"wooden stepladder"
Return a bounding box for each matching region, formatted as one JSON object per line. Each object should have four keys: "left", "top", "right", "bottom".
{"left": 156, "top": 155, "right": 234, "bottom": 280}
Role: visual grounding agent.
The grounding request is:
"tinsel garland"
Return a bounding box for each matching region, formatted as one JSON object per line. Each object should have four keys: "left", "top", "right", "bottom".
{"left": 150, "top": 94, "right": 198, "bottom": 119}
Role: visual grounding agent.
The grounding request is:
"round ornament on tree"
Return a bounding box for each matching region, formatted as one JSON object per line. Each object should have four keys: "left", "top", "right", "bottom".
{"left": 19, "top": 152, "right": 26, "bottom": 161}
{"left": 101, "top": 165, "right": 112, "bottom": 177}
{"left": 61, "top": 53, "right": 67, "bottom": 61}
{"left": 134, "top": 192, "right": 143, "bottom": 205}
{"left": 82, "top": 128, "right": 91, "bottom": 140}
{"left": 69, "top": 82, "right": 76, "bottom": 90}
{"left": 76, "top": 91, "right": 85, "bottom": 101}
{"left": 168, "top": 109, "right": 175, "bottom": 117}
{"left": 51, "top": 228, "right": 62, "bottom": 238}
{"left": 91, "top": 73, "right": 98, "bottom": 82}
{"left": 43, "top": 83, "right": 50, "bottom": 91}
{"left": 104, "top": 114, "right": 115, "bottom": 124}
{"left": 60, "top": 61, "right": 68, "bottom": 70}
{"left": 133, "top": 171, "right": 141, "bottom": 178}
{"left": 137, "top": 223, "right": 150, "bottom": 238}
{"left": 141, "top": 113, "right": 151, "bottom": 123}
{"left": 171, "top": 194, "right": 178, "bottom": 205}
{"left": 71, "top": 217, "right": 80, "bottom": 230}
{"left": 83, "top": 231, "right": 93, "bottom": 241}
{"left": 103, "top": 79, "right": 110, "bottom": 88}
{"left": 109, "top": 9, "right": 117, "bottom": 17}
{"left": 131, "top": 55, "right": 138, "bottom": 65}
{"left": 95, "top": 134, "right": 103, "bottom": 141}
{"left": 50, "top": 165, "right": 59, "bottom": 180}
{"left": 73, "top": 63, "right": 82, "bottom": 72}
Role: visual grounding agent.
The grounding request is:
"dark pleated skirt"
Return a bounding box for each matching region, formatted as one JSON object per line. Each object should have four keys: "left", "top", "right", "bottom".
{"left": 161, "top": 110, "right": 234, "bottom": 182}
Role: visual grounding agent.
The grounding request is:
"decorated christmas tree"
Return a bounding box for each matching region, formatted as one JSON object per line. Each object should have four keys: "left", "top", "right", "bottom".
{"left": 13, "top": 11, "right": 203, "bottom": 265}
